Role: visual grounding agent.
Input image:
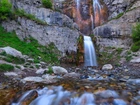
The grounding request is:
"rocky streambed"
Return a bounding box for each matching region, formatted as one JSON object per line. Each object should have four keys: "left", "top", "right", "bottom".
{"left": 0, "top": 61, "right": 140, "bottom": 105}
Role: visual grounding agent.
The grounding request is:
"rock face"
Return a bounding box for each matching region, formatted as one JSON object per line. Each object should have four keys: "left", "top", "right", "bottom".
{"left": 53, "top": 0, "right": 108, "bottom": 35}
{"left": 93, "top": 6, "right": 140, "bottom": 49}
{"left": 103, "top": 0, "right": 135, "bottom": 19}
{"left": 2, "top": 0, "right": 80, "bottom": 55}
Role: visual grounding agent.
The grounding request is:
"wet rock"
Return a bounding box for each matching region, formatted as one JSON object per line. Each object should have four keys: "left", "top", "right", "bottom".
{"left": 4, "top": 72, "right": 18, "bottom": 77}
{"left": 52, "top": 66, "right": 68, "bottom": 75}
{"left": 96, "top": 90, "right": 119, "bottom": 98}
{"left": 127, "top": 79, "right": 140, "bottom": 85}
{"left": 138, "top": 91, "right": 140, "bottom": 95}
{"left": 113, "top": 99, "right": 127, "bottom": 105}
{"left": 0, "top": 46, "right": 23, "bottom": 58}
{"left": 133, "top": 96, "right": 140, "bottom": 105}
{"left": 63, "top": 72, "right": 80, "bottom": 79}
{"left": 102, "top": 64, "right": 113, "bottom": 70}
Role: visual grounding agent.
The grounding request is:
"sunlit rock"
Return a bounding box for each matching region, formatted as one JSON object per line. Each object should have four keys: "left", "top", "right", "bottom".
{"left": 22, "top": 77, "right": 45, "bottom": 83}
{"left": 0, "top": 46, "right": 23, "bottom": 58}
{"left": 4, "top": 72, "right": 18, "bottom": 77}
{"left": 52, "top": 66, "right": 68, "bottom": 74}
{"left": 130, "top": 57, "right": 140, "bottom": 63}
{"left": 102, "top": 64, "right": 113, "bottom": 70}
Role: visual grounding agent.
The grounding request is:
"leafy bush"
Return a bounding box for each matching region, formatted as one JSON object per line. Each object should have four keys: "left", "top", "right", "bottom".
{"left": 131, "top": 41, "right": 140, "bottom": 52}
{"left": 0, "top": 0, "right": 12, "bottom": 21}
{"left": 42, "top": 0, "right": 52, "bottom": 9}
{"left": 131, "top": 23, "right": 140, "bottom": 52}
{"left": 0, "top": 64, "right": 14, "bottom": 72}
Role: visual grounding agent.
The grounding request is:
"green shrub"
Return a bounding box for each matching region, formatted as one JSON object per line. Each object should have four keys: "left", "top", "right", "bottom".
{"left": 132, "top": 23, "right": 140, "bottom": 42}
{"left": 47, "top": 66, "right": 53, "bottom": 74}
{"left": 131, "top": 41, "right": 140, "bottom": 52}
{"left": 42, "top": 0, "right": 52, "bottom": 9}
{"left": 0, "top": 0, "right": 12, "bottom": 21}
{"left": 131, "top": 23, "right": 140, "bottom": 52}
{"left": 0, "top": 64, "right": 14, "bottom": 72}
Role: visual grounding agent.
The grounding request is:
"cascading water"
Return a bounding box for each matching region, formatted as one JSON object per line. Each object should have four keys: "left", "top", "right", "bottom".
{"left": 93, "top": 0, "right": 102, "bottom": 27}
{"left": 84, "top": 36, "right": 97, "bottom": 66}
{"left": 11, "top": 86, "right": 127, "bottom": 105}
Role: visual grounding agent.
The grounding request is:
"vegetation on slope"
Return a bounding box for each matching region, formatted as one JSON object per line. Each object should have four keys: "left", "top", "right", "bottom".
{"left": 0, "top": 0, "right": 12, "bottom": 21}
{"left": 42, "top": 0, "right": 52, "bottom": 9}
{"left": 0, "top": 64, "right": 14, "bottom": 72}
{"left": 131, "top": 23, "right": 140, "bottom": 52}
{"left": 0, "top": 26, "right": 60, "bottom": 64}
{"left": 13, "top": 9, "right": 47, "bottom": 25}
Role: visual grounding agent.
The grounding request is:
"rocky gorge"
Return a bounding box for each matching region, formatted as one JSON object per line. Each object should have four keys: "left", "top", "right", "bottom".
{"left": 0, "top": 0, "right": 140, "bottom": 105}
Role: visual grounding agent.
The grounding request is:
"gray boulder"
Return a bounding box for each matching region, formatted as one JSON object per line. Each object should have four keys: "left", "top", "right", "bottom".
{"left": 0, "top": 46, "right": 23, "bottom": 58}
{"left": 52, "top": 66, "right": 68, "bottom": 74}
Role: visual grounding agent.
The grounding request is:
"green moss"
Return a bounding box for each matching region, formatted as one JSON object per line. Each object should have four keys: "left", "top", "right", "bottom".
{"left": 0, "top": 0, "right": 12, "bottom": 21}
{"left": 0, "top": 64, "right": 14, "bottom": 72}
{"left": 0, "top": 26, "right": 60, "bottom": 64}
{"left": 42, "top": 0, "right": 52, "bottom": 9}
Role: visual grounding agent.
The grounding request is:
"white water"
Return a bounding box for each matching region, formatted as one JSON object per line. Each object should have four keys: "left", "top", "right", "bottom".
{"left": 30, "top": 86, "right": 95, "bottom": 105}
{"left": 84, "top": 36, "right": 97, "bottom": 66}
{"left": 75, "top": 0, "right": 80, "bottom": 9}
{"left": 11, "top": 86, "right": 127, "bottom": 105}
{"left": 93, "top": 0, "right": 101, "bottom": 11}
{"left": 90, "top": 14, "right": 94, "bottom": 31}
{"left": 12, "top": 90, "right": 35, "bottom": 105}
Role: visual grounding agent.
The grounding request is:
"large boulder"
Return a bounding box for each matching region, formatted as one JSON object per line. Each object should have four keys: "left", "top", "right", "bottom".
{"left": 4, "top": 72, "right": 18, "bottom": 77}
{"left": 52, "top": 66, "right": 68, "bottom": 74}
{"left": 0, "top": 46, "right": 23, "bottom": 58}
{"left": 22, "top": 76, "right": 45, "bottom": 83}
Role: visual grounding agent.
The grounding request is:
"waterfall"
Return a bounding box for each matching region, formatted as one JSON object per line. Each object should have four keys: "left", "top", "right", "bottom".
{"left": 84, "top": 36, "right": 97, "bottom": 66}
{"left": 75, "top": 0, "right": 80, "bottom": 9}
{"left": 93, "top": 0, "right": 103, "bottom": 27}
